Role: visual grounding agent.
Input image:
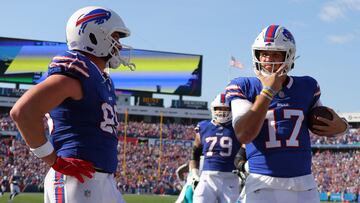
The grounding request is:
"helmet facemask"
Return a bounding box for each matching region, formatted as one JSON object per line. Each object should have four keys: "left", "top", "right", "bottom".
{"left": 212, "top": 107, "right": 232, "bottom": 124}
{"left": 105, "top": 32, "right": 135, "bottom": 70}
{"left": 253, "top": 49, "right": 291, "bottom": 76}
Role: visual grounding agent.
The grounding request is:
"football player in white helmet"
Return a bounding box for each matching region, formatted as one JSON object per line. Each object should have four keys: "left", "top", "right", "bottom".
{"left": 66, "top": 6, "right": 135, "bottom": 70}
{"left": 210, "top": 93, "right": 232, "bottom": 124}
{"left": 11, "top": 6, "right": 134, "bottom": 203}
{"left": 191, "top": 93, "right": 242, "bottom": 203}
{"left": 226, "top": 25, "right": 349, "bottom": 203}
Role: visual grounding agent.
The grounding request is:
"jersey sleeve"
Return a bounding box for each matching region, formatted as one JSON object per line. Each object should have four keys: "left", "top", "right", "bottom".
{"left": 307, "top": 76, "right": 321, "bottom": 108}
{"left": 225, "top": 78, "right": 247, "bottom": 103}
{"left": 48, "top": 51, "right": 90, "bottom": 79}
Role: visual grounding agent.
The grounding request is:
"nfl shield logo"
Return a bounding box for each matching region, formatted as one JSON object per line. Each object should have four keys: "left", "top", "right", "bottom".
{"left": 278, "top": 91, "right": 285, "bottom": 98}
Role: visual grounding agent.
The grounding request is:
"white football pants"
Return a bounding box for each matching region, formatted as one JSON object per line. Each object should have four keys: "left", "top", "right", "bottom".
{"left": 193, "top": 171, "right": 240, "bottom": 203}
{"left": 238, "top": 187, "right": 320, "bottom": 203}
{"left": 44, "top": 168, "right": 125, "bottom": 203}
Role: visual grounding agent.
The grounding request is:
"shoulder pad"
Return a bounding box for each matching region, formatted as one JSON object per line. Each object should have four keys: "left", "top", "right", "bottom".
{"left": 48, "top": 51, "right": 90, "bottom": 78}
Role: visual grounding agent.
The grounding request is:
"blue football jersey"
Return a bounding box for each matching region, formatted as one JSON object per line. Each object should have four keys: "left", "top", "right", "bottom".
{"left": 197, "top": 120, "right": 241, "bottom": 172}
{"left": 47, "top": 50, "right": 119, "bottom": 173}
{"left": 226, "top": 76, "right": 321, "bottom": 177}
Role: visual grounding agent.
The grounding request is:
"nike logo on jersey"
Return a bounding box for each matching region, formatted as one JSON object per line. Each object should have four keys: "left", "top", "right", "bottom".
{"left": 277, "top": 103, "right": 289, "bottom": 107}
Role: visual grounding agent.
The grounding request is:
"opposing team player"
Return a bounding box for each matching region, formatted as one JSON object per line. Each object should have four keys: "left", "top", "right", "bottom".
{"left": 191, "top": 93, "right": 243, "bottom": 203}
{"left": 0, "top": 176, "right": 8, "bottom": 197}
{"left": 226, "top": 25, "right": 349, "bottom": 203}
{"left": 175, "top": 155, "right": 204, "bottom": 203}
{"left": 9, "top": 169, "right": 21, "bottom": 201}
{"left": 10, "top": 6, "right": 135, "bottom": 203}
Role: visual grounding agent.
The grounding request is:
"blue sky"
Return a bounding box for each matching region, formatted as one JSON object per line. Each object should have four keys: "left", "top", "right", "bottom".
{"left": 1, "top": 0, "right": 359, "bottom": 112}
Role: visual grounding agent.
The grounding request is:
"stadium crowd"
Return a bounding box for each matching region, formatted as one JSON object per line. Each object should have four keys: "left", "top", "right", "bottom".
{"left": 0, "top": 114, "right": 359, "bottom": 198}
{"left": 118, "top": 121, "right": 197, "bottom": 140}
{"left": 313, "top": 150, "right": 360, "bottom": 195}
{"left": 0, "top": 113, "right": 16, "bottom": 132}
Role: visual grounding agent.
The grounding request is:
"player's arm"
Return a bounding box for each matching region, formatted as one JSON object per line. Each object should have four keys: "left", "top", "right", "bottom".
{"left": 10, "top": 74, "right": 82, "bottom": 165}
{"left": 189, "top": 132, "right": 202, "bottom": 172}
{"left": 310, "top": 100, "right": 349, "bottom": 136}
{"left": 189, "top": 131, "right": 202, "bottom": 190}
{"left": 232, "top": 96, "right": 271, "bottom": 144}
{"left": 232, "top": 66, "right": 287, "bottom": 144}
{"left": 10, "top": 75, "right": 94, "bottom": 183}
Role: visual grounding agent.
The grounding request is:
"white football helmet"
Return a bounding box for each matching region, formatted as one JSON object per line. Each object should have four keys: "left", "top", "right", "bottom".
{"left": 252, "top": 25, "right": 296, "bottom": 76}
{"left": 66, "top": 6, "right": 135, "bottom": 70}
{"left": 210, "top": 93, "right": 232, "bottom": 124}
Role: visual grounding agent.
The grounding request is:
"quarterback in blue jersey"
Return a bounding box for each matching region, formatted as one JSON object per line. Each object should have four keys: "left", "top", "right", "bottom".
{"left": 10, "top": 6, "right": 135, "bottom": 203}
{"left": 190, "top": 93, "right": 243, "bottom": 203}
{"left": 226, "top": 25, "right": 348, "bottom": 203}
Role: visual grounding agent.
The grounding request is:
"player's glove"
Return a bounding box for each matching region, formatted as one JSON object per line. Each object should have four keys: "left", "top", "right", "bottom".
{"left": 52, "top": 157, "right": 95, "bottom": 183}
{"left": 190, "top": 168, "right": 200, "bottom": 190}
{"left": 232, "top": 161, "right": 248, "bottom": 188}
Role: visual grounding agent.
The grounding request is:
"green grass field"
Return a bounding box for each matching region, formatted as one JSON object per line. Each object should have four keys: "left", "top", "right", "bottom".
{"left": 0, "top": 193, "right": 177, "bottom": 203}
{"left": 0, "top": 193, "right": 342, "bottom": 203}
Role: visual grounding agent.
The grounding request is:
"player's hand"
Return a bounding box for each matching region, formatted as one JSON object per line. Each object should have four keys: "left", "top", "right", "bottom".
{"left": 257, "top": 64, "right": 287, "bottom": 93}
{"left": 233, "top": 161, "right": 248, "bottom": 181}
{"left": 190, "top": 168, "right": 200, "bottom": 190}
{"left": 52, "top": 157, "right": 95, "bottom": 183}
{"left": 311, "top": 108, "right": 348, "bottom": 136}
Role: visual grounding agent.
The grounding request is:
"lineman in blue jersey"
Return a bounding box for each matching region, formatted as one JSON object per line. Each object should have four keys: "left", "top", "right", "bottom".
{"left": 226, "top": 25, "right": 349, "bottom": 203}
{"left": 190, "top": 93, "right": 243, "bottom": 203}
{"left": 10, "top": 6, "right": 135, "bottom": 203}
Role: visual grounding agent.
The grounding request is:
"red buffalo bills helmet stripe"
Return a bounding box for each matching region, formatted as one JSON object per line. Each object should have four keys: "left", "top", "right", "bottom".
{"left": 264, "top": 25, "right": 279, "bottom": 42}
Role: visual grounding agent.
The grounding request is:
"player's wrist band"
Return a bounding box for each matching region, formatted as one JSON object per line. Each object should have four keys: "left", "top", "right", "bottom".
{"left": 30, "top": 140, "right": 54, "bottom": 158}
{"left": 260, "top": 90, "right": 273, "bottom": 101}
{"left": 263, "top": 86, "right": 277, "bottom": 95}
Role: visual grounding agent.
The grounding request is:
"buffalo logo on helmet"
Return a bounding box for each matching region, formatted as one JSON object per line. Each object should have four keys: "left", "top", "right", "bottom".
{"left": 76, "top": 9, "right": 112, "bottom": 35}
{"left": 282, "top": 29, "right": 295, "bottom": 45}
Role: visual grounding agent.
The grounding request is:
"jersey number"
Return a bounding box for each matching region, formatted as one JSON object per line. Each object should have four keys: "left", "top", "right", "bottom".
{"left": 100, "top": 103, "right": 119, "bottom": 134}
{"left": 265, "top": 109, "right": 304, "bottom": 148}
{"left": 205, "top": 136, "right": 232, "bottom": 157}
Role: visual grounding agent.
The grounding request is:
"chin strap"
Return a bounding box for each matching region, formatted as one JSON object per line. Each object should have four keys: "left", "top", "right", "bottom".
{"left": 120, "top": 58, "right": 136, "bottom": 71}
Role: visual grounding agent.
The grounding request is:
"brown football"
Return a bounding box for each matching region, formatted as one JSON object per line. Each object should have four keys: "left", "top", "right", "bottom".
{"left": 308, "top": 106, "right": 333, "bottom": 132}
